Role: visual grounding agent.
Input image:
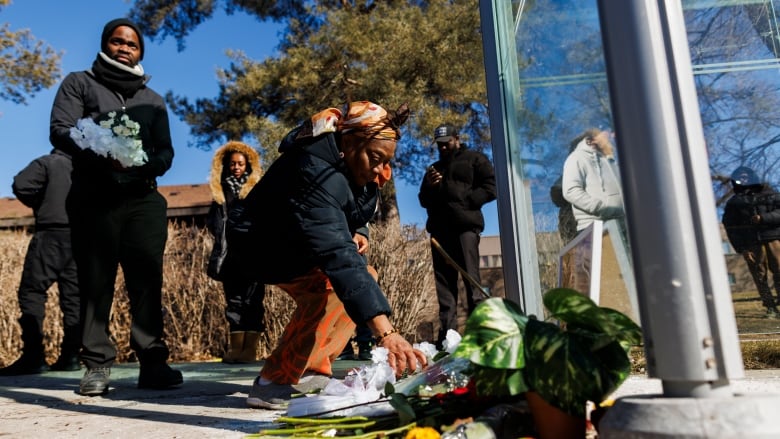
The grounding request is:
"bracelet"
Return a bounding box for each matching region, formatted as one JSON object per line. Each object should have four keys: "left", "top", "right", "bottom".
{"left": 374, "top": 328, "right": 398, "bottom": 344}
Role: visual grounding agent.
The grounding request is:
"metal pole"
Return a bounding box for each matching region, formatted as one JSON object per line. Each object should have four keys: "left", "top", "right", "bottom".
{"left": 596, "top": 0, "right": 740, "bottom": 397}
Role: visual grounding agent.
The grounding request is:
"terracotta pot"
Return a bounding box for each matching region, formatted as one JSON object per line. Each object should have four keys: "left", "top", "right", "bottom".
{"left": 525, "top": 391, "right": 586, "bottom": 439}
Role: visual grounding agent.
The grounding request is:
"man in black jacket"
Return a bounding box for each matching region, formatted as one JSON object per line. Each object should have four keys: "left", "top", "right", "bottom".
{"left": 722, "top": 166, "right": 780, "bottom": 318}
{"left": 0, "top": 150, "right": 81, "bottom": 376}
{"left": 418, "top": 124, "right": 497, "bottom": 348}
{"left": 49, "top": 18, "right": 181, "bottom": 395}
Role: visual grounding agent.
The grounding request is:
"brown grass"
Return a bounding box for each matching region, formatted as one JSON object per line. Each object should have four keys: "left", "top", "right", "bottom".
{"left": 0, "top": 222, "right": 436, "bottom": 366}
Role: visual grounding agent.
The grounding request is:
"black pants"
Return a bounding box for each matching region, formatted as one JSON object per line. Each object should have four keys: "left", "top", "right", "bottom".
{"left": 69, "top": 189, "right": 170, "bottom": 368}
{"left": 431, "top": 231, "right": 482, "bottom": 345}
{"left": 221, "top": 254, "right": 266, "bottom": 331}
{"left": 17, "top": 229, "right": 80, "bottom": 357}
{"left": 220, "top": 230, "right": 266, "bottom": 332}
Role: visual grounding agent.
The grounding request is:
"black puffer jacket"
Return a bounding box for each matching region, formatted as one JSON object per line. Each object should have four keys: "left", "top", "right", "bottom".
{"left": 418, "top": 146, "right": 497, "bottom": 236}
{"left": 240, "top": 128, "right": 391, "bottom": 324}
{"left": 49, "top": 69, "right": 174, "bottom": 198}
{"left": 723, "top": 183, "right": 780, "bottom": 250}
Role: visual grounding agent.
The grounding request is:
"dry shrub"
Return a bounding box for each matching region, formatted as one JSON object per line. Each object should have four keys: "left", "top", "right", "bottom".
{"left": 0, "top": 230, "right": 34, "bottom": 365}
{"left": 740, "top": 339, "right": 780, "bottom": 370}
{"left": 368, "top": 223, "right": 437, "bottom": 342}
{"left": 0, "top": 221, "right": 437, "bottom": 366}
{"left": 6, "top": 224, "right": 778, "bottom": 371}
{"left": 259, "top": 286, "right": 293, "bottom": 358}
{"left": 160, "top": 223, "right": 228, "bottom": 361}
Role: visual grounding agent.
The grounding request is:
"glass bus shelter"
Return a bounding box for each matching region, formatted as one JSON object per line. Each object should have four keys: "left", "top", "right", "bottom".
{"left": 479, "top": 0, "right": 780, "bottom": 435}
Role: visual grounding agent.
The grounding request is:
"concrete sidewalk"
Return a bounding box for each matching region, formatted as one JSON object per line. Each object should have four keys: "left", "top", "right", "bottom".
{"left": 0, "top": 360, "right": 295, "bottom": 438}
{"left": 1, "top": 360, "right": 779, "bottom": 438}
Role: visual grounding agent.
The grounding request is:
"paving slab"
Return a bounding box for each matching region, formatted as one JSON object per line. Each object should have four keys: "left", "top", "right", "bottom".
{"left": 1, "top": 360, "right": 778, "bottom": 438}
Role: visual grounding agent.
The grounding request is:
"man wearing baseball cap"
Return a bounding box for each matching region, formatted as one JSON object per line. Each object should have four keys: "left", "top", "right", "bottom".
{"left": 418, "top": 124, "right": 497, "bottom": 348}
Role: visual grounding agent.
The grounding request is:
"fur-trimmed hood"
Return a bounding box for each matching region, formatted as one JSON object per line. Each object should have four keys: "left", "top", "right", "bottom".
{"left": 209, "top": 141, "right": 262, "bottom": 204}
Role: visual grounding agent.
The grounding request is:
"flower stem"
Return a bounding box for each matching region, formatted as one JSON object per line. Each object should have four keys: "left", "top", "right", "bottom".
{"left": 276, "top": 416, "right": 370, "bottom": 425}
{"left": 255, "top": 420, "right": 377, "bottom": 436}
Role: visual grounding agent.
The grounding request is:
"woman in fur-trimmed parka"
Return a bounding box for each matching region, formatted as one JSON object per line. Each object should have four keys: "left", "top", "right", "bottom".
{"left": 207, "top": 141, "right": 265, "bottom": 363}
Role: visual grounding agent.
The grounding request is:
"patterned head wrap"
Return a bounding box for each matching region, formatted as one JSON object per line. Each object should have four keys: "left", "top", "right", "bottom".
{"left": 296, "top": 101, "right": 410, "bottom": 142}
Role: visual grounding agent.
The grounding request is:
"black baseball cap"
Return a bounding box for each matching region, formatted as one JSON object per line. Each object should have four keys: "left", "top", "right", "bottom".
{"left": 434, "top": 124, "right": 458, "bottom": 143}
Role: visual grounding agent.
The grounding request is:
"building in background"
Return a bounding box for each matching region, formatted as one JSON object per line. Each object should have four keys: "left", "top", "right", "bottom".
{"left": 0, "top": 184, "right": 212, "bottom": 229}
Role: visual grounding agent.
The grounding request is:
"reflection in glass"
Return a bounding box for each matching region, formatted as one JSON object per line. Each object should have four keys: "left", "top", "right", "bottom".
{"left": 510, "top": 0, "right": 780, "bottom": 333}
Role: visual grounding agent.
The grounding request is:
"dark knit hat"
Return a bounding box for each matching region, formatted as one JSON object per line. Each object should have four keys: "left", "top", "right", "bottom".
{"left": 101, "top": 18, "right": 145, "bottom": 60}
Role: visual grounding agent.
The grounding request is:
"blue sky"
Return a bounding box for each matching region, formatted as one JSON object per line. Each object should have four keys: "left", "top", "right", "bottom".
{"left": 0, "top": 0, "right": 499, "bottom": 235}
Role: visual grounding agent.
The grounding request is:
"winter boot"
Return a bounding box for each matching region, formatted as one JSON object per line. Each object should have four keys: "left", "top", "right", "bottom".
{"left": 236, "top": 331, "right": 262, "bottom": 363}
{"left": 0, "top": 315, "right": 48, "bottom": 375}
{"left": 0, "top": 353, "right": 48, "bottom": 376}
{"left": 222, "top": 331, "right": 245, "bottom": 364}
{"left": 138, "top": 363, "right": 183, "bottom": 389}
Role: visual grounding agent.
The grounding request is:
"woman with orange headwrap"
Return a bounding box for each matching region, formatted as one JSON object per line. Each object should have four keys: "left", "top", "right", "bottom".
{"left": 238, "top": 101, "right": 427, "bottom": 409}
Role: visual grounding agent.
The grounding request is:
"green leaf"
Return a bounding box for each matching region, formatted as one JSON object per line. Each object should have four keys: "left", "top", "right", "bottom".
{"left": 523, "top": 319, "right": 633, "bottom": 417}
{"left": 471, "top": 366, "right": 528, "bottom": 396}
{"left": 385, "top": 381, "right": 396, "bottom": 396}
{"left": 544, "top": 288, "right": 642, "bottom": 350}
{"left": 389, "top": 393, "right": 417, "bottom": 425}
{"left": 446, "top": 291, "right": 640, "bottom": 419}
{"left": 453, "top": 298, "right": 528, "bottom": 369}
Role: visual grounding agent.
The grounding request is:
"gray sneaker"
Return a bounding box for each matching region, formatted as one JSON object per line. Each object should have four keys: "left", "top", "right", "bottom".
{"left": 79, "top": 367, "right": 111, "bottom": 396}
{"left": 246, "top": 374, "right": 331, "bottom": 409}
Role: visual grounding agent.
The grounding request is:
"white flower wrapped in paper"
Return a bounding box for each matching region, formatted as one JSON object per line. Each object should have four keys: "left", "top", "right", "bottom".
{"left": 286, "top": 347, "right": 397, "bottom": 418}
{"left": 69, "top": 111, "right": 148, "bottom": 168}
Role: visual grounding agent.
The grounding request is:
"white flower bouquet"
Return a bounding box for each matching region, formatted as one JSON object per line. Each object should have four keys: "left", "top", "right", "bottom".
{"left": 69, "top": 111, "right": 148, "bottom": 168}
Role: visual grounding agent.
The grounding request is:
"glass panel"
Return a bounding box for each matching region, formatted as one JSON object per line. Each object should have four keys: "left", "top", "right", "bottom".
{"left": 511, "top": 0, "right": 636, "bottom": 320}
{"left": 684, "top": 0, "right": 780, "bottom": 327}
{"left": 507, "top": 0, "right": 780, "bottom": 331}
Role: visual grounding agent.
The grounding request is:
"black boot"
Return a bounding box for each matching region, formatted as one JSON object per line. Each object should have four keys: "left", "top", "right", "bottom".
{"left": 1, "top": 315, "right": 48, "bottom": 376}
{"left": 138, "top": 363, "right": 183, "bottom": 389}
{"left": 0, "top": 354, "right": 48, "bottom": 376}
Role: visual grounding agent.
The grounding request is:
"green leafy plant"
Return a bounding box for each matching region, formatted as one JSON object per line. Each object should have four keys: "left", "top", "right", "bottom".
{"left": 452, "top": 288, "right": 642, "bottom": 417}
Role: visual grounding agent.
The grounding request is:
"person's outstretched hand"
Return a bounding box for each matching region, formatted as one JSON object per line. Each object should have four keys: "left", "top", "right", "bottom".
{"left": 379, "top": 332, "right": 428, "bottom": 377}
